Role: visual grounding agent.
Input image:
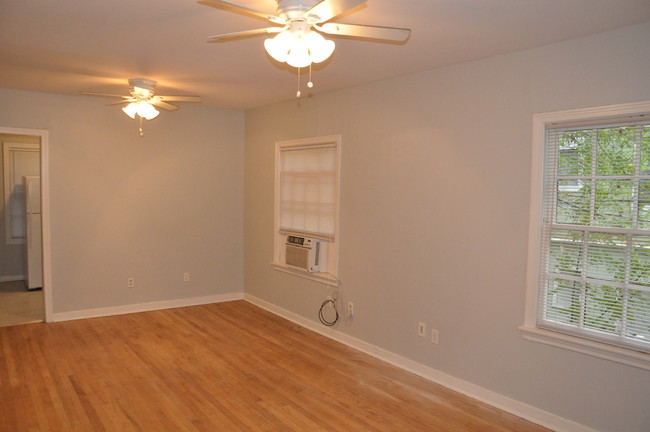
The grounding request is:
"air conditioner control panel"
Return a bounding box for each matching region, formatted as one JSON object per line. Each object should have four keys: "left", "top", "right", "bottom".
{"left": 286, "top": 235, "right": 314, "bottom": 247}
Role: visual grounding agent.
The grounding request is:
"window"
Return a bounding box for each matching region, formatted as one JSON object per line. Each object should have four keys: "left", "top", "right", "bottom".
{"left": 273, "top": 135, "right": 341, "bottom": 284}
{"left": 523, "top": 101, "right": 650, "bottom": 369}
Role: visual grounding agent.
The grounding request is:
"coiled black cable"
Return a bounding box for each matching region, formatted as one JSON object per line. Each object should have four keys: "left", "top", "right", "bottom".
{"left": 318, "top": 298, "right": 339, "bottom": 326}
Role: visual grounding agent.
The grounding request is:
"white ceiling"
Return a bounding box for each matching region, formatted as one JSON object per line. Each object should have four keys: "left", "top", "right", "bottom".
{"left": 1, "top": 0, "right": 649, "bottom": 110}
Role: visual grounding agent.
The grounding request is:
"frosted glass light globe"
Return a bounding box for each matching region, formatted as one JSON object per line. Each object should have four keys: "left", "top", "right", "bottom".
{"left": 286, "top": 40, "right": 311, "bottom": 68}
{"left": 122, "top": 102, "right": 138, "bottom": 119}
{"left": 264, "top": 30, "right": 293, "bottom": 62}
{"left": 137, "top": 102, "right": 159, "bottom": 120}
{"left": 306, "top": 31, "right": 335, "bottom": 63}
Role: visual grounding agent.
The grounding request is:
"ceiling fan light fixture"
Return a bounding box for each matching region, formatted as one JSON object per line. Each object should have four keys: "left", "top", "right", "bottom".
{"left": 305, "top": 31, "right": 334, "bottom": 63}
{"left": 264, "top": 30, "right": 293, "bottom": 62}
{"left": 122, "top": 102, "right": 138, "bottom": 119}
{"left": 264, "top": 27, "right": 334, "bottom": 67}
{"left": 122, "top": 101, "right": 159, "bottom": 120}
{"left": 286, "top": 38, "right": 311, "bottom": 68}
{"left": 137, "top": 101, "right": 160, "bottom": 120}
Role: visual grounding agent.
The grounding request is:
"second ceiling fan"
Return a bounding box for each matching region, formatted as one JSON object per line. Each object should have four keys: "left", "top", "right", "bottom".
{"left": 200, "top": 0, "right": 411, "bottom": 93}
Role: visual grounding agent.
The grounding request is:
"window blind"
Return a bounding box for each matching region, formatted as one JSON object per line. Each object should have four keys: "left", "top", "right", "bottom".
{"left": 279, "top": 144, "right": 337, "bottom": 240}
{"left": 538, "top": 118, "right": 650, "bottom": 352}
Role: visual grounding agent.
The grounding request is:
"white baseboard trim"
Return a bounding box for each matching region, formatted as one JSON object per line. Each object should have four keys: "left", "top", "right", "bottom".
{"left": 244, "top": 293, "right": 597, "bottom": 432}
{"left": 0, "top": 275, "right": 25, "bottom": 282}
{"left": 51, "top": 292, "right": 244, "bottom": 322}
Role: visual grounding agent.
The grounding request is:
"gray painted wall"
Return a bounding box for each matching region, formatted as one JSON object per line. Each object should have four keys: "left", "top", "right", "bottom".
{"left": 0, "top": 88, "right": 244, "bottom": 313}
{"left": 244, "top": 22, "right": 650, "bottom": 432}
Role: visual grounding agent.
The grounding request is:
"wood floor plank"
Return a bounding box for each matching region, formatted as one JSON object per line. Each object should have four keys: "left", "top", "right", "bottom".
{"left": 0, "top": 301, "right": 550, "bottom": 432}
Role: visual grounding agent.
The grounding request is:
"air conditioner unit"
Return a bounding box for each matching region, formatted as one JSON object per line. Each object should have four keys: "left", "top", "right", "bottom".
{"left": 285, "top": 235, "right": 321, "bottom": 273}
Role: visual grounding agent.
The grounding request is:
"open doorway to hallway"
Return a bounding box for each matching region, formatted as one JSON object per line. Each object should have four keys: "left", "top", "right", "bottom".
{"left": 0, "top": 280, "right": 44, "bottom": 327}
{"left": 0, "top": 132, "right": 44, "bottom": 327}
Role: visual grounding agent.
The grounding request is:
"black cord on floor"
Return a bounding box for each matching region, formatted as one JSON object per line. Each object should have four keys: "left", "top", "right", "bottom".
{"left": 318, "top": 299, "right": 339, "bottom": 326}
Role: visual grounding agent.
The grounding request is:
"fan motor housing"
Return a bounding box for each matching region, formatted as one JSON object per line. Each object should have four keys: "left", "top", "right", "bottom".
{"left": 277, "top": 0, "right": 320, "bottom": 20}
{"left": 128, "top": 78, "right": 157, "bottom": 92}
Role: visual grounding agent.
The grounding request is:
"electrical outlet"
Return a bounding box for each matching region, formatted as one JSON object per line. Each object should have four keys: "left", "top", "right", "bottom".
{"left": 127, "top": 277, "right": 134, "bottom": 288}
{"left": 183, "top": 272, "right": 190, "bottom": 282}
{"left": 418, "top": 322, "right": 426, "bottom": 337}
{"left": 347, "top": 302, "right": 354, "bottom": 318}
{"left": 431, "top": 328, "right": 439, "bottom": 344}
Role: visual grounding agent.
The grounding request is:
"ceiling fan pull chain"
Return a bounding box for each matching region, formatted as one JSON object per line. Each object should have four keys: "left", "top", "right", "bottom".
{"left": 139, "top": 116, "right": 144, "bottom": 137}
{"left": 296, "top": 66, "right": 302, "bottom": 98}
{"left": 307, "top": 63, "right": 313, "bottom": 89}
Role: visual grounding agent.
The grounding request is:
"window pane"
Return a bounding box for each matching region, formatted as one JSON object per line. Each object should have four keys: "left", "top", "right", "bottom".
{"left": 593, "top": 180, "right": 633, "bottom": 228}
{"left": 556, "top": 180, "right": 591, "bottom": 225}
{"left": 640, "top": 125, "right": 650, "bottom": 173}
{"left": 584, "top": 283, "right": 622, "bottom": 334}
{"left": 640, "top": 180, "right": 650, "bottom": 230}
{"left": 630, "top": 236, "right": 650, "bottom": 287}
{"left": 586, "top": 233, "right": 627, "bottom": 283}
{"left": 549, "top": 229, "right": 583, "bottom": 277}
{"left": 544, "top": 278, "right": 582, "bottom": 325}
{"left": 596, "top": 127, "right": 636, "bottom": 176}
{"left": 557, "top": 130, "right": 592, "bottom": 176}
{"left": 627, "top": 289, "right": 650, "bottom": 341}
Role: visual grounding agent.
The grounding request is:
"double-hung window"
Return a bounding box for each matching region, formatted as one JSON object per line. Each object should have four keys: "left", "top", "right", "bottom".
{"left": 523, "top": 101, "right": 650, "bottom": 369}
{"left": 273, "top": 135, "right": 341, "bottom": 284}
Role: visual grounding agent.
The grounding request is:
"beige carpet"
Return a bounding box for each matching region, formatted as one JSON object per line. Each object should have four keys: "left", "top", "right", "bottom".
{"left": 0, "top": 280, "right": 44, "bottom": 327}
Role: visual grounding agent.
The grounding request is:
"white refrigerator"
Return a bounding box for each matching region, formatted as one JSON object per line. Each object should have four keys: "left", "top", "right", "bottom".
{"left": 24, "top": 176, "right": 42, "bottom": 290}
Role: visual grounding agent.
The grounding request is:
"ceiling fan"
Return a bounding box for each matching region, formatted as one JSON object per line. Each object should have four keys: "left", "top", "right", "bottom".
{"left": 200, "top": 0, "right": 411, "bottom": 95}
{"left": 81, "top": 78, "right": 202, "bottom": 136}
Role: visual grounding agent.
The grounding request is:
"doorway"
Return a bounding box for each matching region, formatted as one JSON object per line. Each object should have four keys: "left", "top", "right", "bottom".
{"left": 0, "top": 127, "right": 50, "bottom": 326}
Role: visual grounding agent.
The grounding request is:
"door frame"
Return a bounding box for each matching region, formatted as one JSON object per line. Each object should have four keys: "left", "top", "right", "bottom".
{"left": 0, "top": 126, "right": 52, "bottom": 322}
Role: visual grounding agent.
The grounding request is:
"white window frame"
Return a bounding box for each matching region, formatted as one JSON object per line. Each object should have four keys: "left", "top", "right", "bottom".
{"left": 521, "top": 100, "right": 650, "bottom": 370}
{"left": 272, "top": 135, "right": 341, "bottom": 285}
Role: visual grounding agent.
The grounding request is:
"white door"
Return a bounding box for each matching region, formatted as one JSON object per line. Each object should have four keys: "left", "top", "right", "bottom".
{"left": 25, "top": 176, "right": 41, "bottom": 213}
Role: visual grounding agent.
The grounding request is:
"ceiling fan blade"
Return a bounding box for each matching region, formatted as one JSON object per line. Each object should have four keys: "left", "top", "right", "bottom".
{"left": 316, "top": 22, "right": 411, "bottom": 42}
{"left": 80, "top": 91, "right": 130, "bottom": 99}
{"left": 150, "top": 100, "right": 179, "bottom": 111}
{"left": 198, "top": 0, "right": 283, "bottom": 24}
{"left": 305, "top": 0, "right": 366, "bottom": 24}
{"left": 106, "top": 100, "right": 134, "bottom": 106}
{"left": 157, "top": 95, "right": 203, "bottom": 103}
{"left": 207, "top": 26, "right": 285, "bottom": 42}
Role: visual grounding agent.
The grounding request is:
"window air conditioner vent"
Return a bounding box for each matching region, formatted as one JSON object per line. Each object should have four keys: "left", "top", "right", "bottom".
{"left": 285, "top": 236, "right": 320, "bottom": 273}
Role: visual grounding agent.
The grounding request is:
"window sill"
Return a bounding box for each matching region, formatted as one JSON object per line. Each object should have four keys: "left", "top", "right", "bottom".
{"left": 271, "top": 262, "right": 339, "bottom": 286}
{"left": 519, "top": 325, "right": 650, "bottom": 370}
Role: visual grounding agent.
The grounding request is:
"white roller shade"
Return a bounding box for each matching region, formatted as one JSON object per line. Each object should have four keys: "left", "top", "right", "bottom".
{"left": 279, "top": 144, "right": 337, "bottom": 240}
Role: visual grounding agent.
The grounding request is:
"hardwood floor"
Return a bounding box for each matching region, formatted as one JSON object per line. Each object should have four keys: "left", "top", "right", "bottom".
{"left": 0, "top": 301, "right": 550, "bottom": 431}
{"left": 0, "top": 280, "right": 44, "bottom": 327}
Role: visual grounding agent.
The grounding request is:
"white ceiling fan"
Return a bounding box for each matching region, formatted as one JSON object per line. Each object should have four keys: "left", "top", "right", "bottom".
{"left": 200, "top": 0, "right": 411, "bottom": 95}
{"left": 81, "top": 78, "right": 202, "bottom": 136}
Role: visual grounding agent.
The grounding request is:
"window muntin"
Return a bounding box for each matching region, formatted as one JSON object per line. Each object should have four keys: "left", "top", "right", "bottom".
{"left": 538, "top": 120, "right": 650, "bottom": 352}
